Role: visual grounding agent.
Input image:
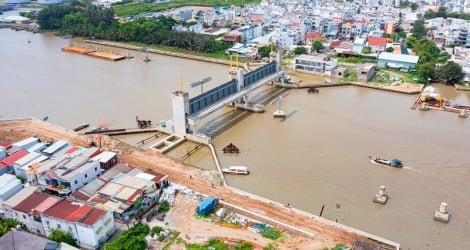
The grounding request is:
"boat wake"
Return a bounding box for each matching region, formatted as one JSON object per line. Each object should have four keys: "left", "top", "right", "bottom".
{"left": 402, "top": 166, "right": 423, "bottom": 173}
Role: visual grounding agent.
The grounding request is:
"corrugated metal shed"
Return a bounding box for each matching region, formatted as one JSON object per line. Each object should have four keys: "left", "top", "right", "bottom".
{"left": 378, "top": 52, "right": 419, "bottom": 64}
{"left": 15, "top": 152, "right": 41, "bottom": 167}
{"left": 91, "top": 151, "right": 117, "bottom": 163}
{"left": 42, "top": 140, "right": 69, "bottom": 155}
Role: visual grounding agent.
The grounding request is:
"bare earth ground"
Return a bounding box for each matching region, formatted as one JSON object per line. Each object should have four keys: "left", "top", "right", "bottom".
{"left": 0, "top": 120, "right": 362, "bottom": 249}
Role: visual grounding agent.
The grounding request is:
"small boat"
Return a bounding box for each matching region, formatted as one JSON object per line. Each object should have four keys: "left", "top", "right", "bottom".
{"left": 73, "top": 123, "right": 90, "bottom": 132}
{"left": 369, "top": 156, "right": 403, "bottom": 168}
{"left": 222, "top": 166, "right": 249, "bottom": 175}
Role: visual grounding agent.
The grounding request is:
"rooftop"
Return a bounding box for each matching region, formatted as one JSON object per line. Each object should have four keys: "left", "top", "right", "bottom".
{"left": 1, "top": 150, "right": 29, "bottom": 166}
{"left": 378, "top": 52, "right": 419, "bottom": 64}
{"left": 2, "top": 186, "right": 38, "bottom": 208}
{"left": 13, "top": 192, "right": 58, "bottom": 214}
{"left": 0, "top": 229, "right": 57, "bottom": 250}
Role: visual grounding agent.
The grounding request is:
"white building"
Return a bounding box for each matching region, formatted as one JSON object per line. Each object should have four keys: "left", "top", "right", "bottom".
{"left": 0, "top": 174, "right": 23, "bottom": 203}
{"left": 42, "top": 199, "right": 115, "bottom": 249}
{"left": 293, "top": 54, "right": 338, "bottom": 76}
{"left": 42, "top": 140, "right": 69, "bottom": 156}
{"left": 1, "top": 185, "right": 37, "bottom": 219}
{"left": 11, "top": 192, "right": 61, "bottom": 235}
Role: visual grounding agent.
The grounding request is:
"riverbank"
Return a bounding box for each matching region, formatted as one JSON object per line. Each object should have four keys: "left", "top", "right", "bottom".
{"left": 84, "top": 39, "right": 233, "bottom": 66}
{"left": 0, "top": 118, "right": 400, "bottom": 249}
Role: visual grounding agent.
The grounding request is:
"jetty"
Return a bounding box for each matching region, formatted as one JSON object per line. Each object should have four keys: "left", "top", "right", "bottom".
{"left": 61, "top": 46, "right": 126, "bottom": 61}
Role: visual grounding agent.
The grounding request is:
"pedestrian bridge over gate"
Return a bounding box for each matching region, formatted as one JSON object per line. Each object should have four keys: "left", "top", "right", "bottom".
{"left": 170, "top": 54, "right": 284, "bottom": 136}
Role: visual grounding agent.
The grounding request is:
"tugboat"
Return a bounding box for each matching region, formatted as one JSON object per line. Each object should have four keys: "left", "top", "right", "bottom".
{"left": 369, "top": 155, "right": 403, "bottom": 168}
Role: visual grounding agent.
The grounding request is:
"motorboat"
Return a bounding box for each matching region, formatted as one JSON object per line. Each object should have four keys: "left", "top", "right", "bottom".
{"left": 369, "top": 156, "right": 403, "bottom": 168}
{"left": 222, "top": 166, "right": 249, "bottom": 175}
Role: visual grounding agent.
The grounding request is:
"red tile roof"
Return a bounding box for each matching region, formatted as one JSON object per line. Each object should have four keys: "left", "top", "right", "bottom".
{"left": 1, "top": 150, "right": 29, "bottom": 166}
{"left": 66, "top": 205, "right": 93, "bottom": 222}
{"left": 368, "top": 36, "right": 387, "bottom": 47}
{"left": 0, "top": 162, "right": 6, "bottom": 171}
{"left": 44, "top": 200, "right": 107, "bottom": 225}
{"left": 305, "top": 31, "right": 322, "bottom": 40}
{"left": 80, "top": 208, "right": 106, "bottom": 226}
{"left": 65, "top": 146, "right": 80, "bottom": 154}
{"left": 13, "top": 193, "right": 51, "bottom": 214}
{"left": 329, "top": 40, "right": 342, "bottom": 49}
{"left": 0, "top": 140, "right": 13, "bottom": 148}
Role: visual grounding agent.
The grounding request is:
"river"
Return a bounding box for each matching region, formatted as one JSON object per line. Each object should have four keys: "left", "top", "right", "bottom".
{"left": 1, "top": 29, "right": 469, "bottom": 249}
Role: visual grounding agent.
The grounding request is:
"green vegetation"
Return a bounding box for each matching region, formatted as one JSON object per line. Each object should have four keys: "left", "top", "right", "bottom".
{"left": 344, "top": 68, "right": 358, "bottom": 82}
{"left": 16, "top": 175, "right": 26, "bottom": 184}
{"left": 47, "top": 229, "right": 79, "bottom": 247}
{"left": 373, "top": 71, "right": 392, "bottom": 84}
{"left": 257, "top": 45, "right": 271, "bottom": 58}
{"left": 361, "top": 46, "right": 371, "bottom": 54}
{"left": 262, "top": 243, "right": 280, "bottom": 250}
{"left": 38, "top": 4, "right": 230, "bottom": 55}
{"left": 104, "top": 223, "right": 149, "bottom": 250}
{"left": 405, "top": 35, "right": 462, "bottom": 83}
{"left": 151, "top": 226, "right": 163, "bottom": 236}
{"left": 0, "top": 218, "right": 24, "bottom": 237}
{"left": 322, "top": 243, "right": 348, "bottom": 250}
{"left": 186, "top": 238, "right": 254, "bottom": 250}
{"left": 261, "top": 227, "right": 282, "bottom": 240}
{"left": 312, "top": 40, "right": 324, "bottom": 53}
{"left": 113, "top": 0, "right": 261, "bottom": 17}
{"left": 162, "top": 231, "right": 180, "bottom": 250}
{"left": 293, "top": 46, "right": 308, "bottom": 55}
{"left": 424, "top": 6, "right": 470, "bottom": 20}
{"left": 158, "top": 201, "right": 170, "bottom": 213}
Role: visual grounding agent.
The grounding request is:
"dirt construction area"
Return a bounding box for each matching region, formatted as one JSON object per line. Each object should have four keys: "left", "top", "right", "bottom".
{"left": 0, "top": 119, "right": 387, "bottom": 249}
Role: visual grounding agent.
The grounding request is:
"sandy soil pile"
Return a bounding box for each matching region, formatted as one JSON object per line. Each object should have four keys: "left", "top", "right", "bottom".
{"left": 0, "top": 120, "right": 360, "bottom": 249}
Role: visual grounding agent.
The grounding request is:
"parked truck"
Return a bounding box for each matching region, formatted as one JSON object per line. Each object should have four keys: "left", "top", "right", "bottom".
{"left": 196, "top": 196, "right": 218, "bottom": 216}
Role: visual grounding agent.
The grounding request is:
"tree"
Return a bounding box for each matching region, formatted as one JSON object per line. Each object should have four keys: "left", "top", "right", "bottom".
{"left": 0, "top": 218, "right": 23, "bottom": 237}
{"left": 436, "top": 61, "right": 464, "bottom": 84}
{"left": 386, "top": 47, "right": 394, "bottom": 52}
{"left": 312, "top": 40, "right": 324, "bottom": 53}
{"left": 417, "top": 62, "right": 436, "bottom": 80}
{"left": 257, "top": 45, "right": 271, "bottom": 58}
{"left": 410, "top": 3, "right": 418, "bottom": 11}
{"left": 411, "top": 19, "right": 426, "bottom": 39}
{"left": 293, "top": 46, "right": 308, "bottom": 55}
{"left": 361, "top": 46, "right": 371, "bottom": 54}
{"left": 47, "top": 229, "right": 78, "bottom": 247}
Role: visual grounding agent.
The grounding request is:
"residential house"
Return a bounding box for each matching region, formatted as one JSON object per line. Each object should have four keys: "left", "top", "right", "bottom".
{"left": 0, "top": 174, "right": 23, "bottom": 203}
{"left": 72, "top": 165, "right": 167, "bottom": 219}
{"left": 13, "top": 151, "right": 41, "bottom": 177}
{"left": 377, "top": 52, "right": 419, "bottom": 69}
{"left": 368, "top": 36, "right": 387, "bottom": 54}
{"left": 179, "top": 9, "right": 192, "bottom": 22}
{"left": 333, "top": 41, "right": 354, "bottom": 55}
{"left": 352, "top": 37, "right": 367, "bottom": 54}
{"left": 358, "top": 63, "right": 376, "bottom": 82}
{"left": 91, "top": 151, "right": 118, "bottom": 170}
{"left": 42, "top": 199, "right": 115, "bottom": 249}
{"left": 38, "top": 155, "right": 101, "bottom": 196}
{"left": 12, "top": 192, "right": 61, "bottom": 235}
{"left": 222, "top": 30, "right": 243, "bottom": 44}
{"left": 293, "top": 54, "right": 338, "bottom": 76}
{"left": 27, "top": 142, "right": 47, "bottom": 153}
{"left": 1, "top": 185, "right": 38, "bottom": 219}
{"left": 304, "top": 31, "right": 322, "bottom": 46}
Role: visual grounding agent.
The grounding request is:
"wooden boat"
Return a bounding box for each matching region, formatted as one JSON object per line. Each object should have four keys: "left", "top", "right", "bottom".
{"left": 369, "top": 156, "right": 403, "bottom": 168}
{"left": 307, "top": 87, "right": 319, "bottom": 93}
{"left": 222, "top": 166, "right": 249, "bottom": 175}
{"left": 73, "top": 123, "right": 90, "bottom": 132}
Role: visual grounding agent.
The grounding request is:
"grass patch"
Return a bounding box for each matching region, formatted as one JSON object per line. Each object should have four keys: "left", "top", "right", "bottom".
{"left": 158, "top": 201, "right": 170, "bottom": 213}
{"left": 343, "top": 68, "right": 358, "bottom": 82}
{"left": 186, "top": 238, "right": 229, "bottom": 250}
{"left": 261, "top": 227, "right": 282, "bottom": 240}
{"left": 456, "top": 84, "right": 470, "bottom": 90}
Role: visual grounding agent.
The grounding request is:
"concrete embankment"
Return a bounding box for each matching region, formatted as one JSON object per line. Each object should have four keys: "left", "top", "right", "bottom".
{"left": 84, "top": 40, "right": 232, "bottom": 66}
{"left": 276, "top": 81, "right": 423, "bottom": 94}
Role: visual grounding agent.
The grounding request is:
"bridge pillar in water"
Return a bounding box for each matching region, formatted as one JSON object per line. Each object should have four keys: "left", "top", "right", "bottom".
{"left": 171, "top": 90, "right": 189, "bottom": 135}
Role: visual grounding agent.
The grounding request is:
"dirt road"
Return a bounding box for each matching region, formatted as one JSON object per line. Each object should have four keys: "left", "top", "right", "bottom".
{"left": 0, "top": 119, "right": 364, "bottom": 249}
